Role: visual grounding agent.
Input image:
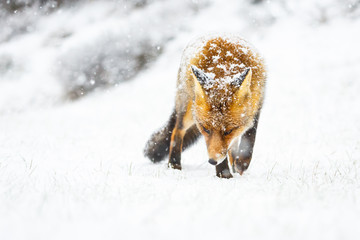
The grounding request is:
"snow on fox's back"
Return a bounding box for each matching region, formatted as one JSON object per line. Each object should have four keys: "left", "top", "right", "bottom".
{"left": 179, "top": 34, "right": 266, "bottom": 87}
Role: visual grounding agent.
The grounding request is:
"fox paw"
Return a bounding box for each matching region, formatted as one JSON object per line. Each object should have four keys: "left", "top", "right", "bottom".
{"left": 216, "top": 169, "right": 233, "bottom": 179}
{"left": 168, "top": 162, "right": 182, "bottom": 170}
{"left": 234, "top": 161, "right": 249, "bottom": 175}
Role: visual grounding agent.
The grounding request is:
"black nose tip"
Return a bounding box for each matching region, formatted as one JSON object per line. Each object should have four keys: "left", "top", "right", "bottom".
{"left": 208, "top": 159, "right": 217, "bottom": 165}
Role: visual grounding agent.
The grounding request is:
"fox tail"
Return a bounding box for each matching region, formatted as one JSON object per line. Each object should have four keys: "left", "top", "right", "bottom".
{"left": 144, "top": 110, "right": 201, "bottom": 163}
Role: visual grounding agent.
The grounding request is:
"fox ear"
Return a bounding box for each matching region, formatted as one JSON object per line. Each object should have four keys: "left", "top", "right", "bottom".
{"left": 231, "top": 68, "right": 252, "bottom": 88}
{"left": 191, "top": 65, "right": 212, "bottom": 86}
{"left": 233, "top": 68, "right": 252, "bottom": 101}
{"left": 192, "top": 65, "right": 209, "bottom": 107}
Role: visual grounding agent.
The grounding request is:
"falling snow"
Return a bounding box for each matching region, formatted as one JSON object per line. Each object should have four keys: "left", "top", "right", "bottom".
{"left": 0, "top": 0, "right": 360, "bottom": 240}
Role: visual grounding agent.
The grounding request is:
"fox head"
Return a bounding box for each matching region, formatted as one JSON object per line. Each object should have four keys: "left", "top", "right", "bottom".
{"left": 191, "top": 65, "right": 253, "bottom": 165}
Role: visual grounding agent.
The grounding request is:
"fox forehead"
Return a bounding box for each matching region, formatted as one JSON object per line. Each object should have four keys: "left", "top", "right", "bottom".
{"left": 193, "top": 83, "right": 248, "bottom": 128}
{"left": 193, "top": 102, "right": 242, "bottom": 129}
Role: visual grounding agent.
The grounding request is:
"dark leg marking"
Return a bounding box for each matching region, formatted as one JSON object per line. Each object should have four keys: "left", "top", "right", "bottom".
{"left": 182, "top": 125, "right": 201, "bottom": 151}
{"left": 168, "top": 133, "right": 183, "bottom": 170}
{"left": 234, "top": 112, "right": 260, "bottom": 175}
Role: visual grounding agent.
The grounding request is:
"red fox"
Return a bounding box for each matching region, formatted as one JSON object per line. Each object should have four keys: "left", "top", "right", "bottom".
{"left": 144, "top": 34, "right": 266, "bottom": 178}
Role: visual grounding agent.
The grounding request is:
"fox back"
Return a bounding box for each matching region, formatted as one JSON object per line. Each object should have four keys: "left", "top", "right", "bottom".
{"left": 145, "top": 34, "right": 266, "bottom": 178}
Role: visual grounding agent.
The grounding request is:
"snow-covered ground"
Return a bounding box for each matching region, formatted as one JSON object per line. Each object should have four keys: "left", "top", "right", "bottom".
{"left": 1, "top": 1, "right": 360, "bottom": 239}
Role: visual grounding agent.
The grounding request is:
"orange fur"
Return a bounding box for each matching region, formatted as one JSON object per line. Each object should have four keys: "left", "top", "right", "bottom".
{"left": 175, "top": 35, "right": 266, "bottom": 163}
{"left": 144, "top": 34, "right": 266, "bottom": 177}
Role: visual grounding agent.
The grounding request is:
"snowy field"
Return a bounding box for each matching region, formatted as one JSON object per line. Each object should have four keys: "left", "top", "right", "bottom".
{"left": 1, "top": 0, "right": 360, "bottom": 239}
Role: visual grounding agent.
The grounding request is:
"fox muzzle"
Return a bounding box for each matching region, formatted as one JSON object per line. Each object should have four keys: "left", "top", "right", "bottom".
{"left": 208, "top": 154, "right": 226, "bottom": 165}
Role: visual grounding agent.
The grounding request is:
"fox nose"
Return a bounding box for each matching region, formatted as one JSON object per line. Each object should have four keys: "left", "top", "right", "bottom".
{"left": 208, "top": 159, "right": 217, "bottom": 165}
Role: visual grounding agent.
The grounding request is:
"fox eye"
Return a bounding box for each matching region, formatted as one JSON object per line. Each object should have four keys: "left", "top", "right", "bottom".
{"left": 224, "top": 127, "right": 237, "bottom": 136}
{"left": 201, "top": 124, "right": 210, "bottom": 134}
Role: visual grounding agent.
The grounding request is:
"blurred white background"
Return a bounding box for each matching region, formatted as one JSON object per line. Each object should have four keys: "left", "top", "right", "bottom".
{"left": 0, "top": 1, "right": 360, "bottom": 239}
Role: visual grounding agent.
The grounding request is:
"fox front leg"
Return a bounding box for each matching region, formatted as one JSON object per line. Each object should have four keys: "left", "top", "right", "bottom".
{"left": 168, "top": 125, "right": 184, "bottom": 170}
{"left": 229, "top": 113, "right": 260, "bottom": 175}
{"left": 168, "top": 103, "right": 194, "bottom": 170}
